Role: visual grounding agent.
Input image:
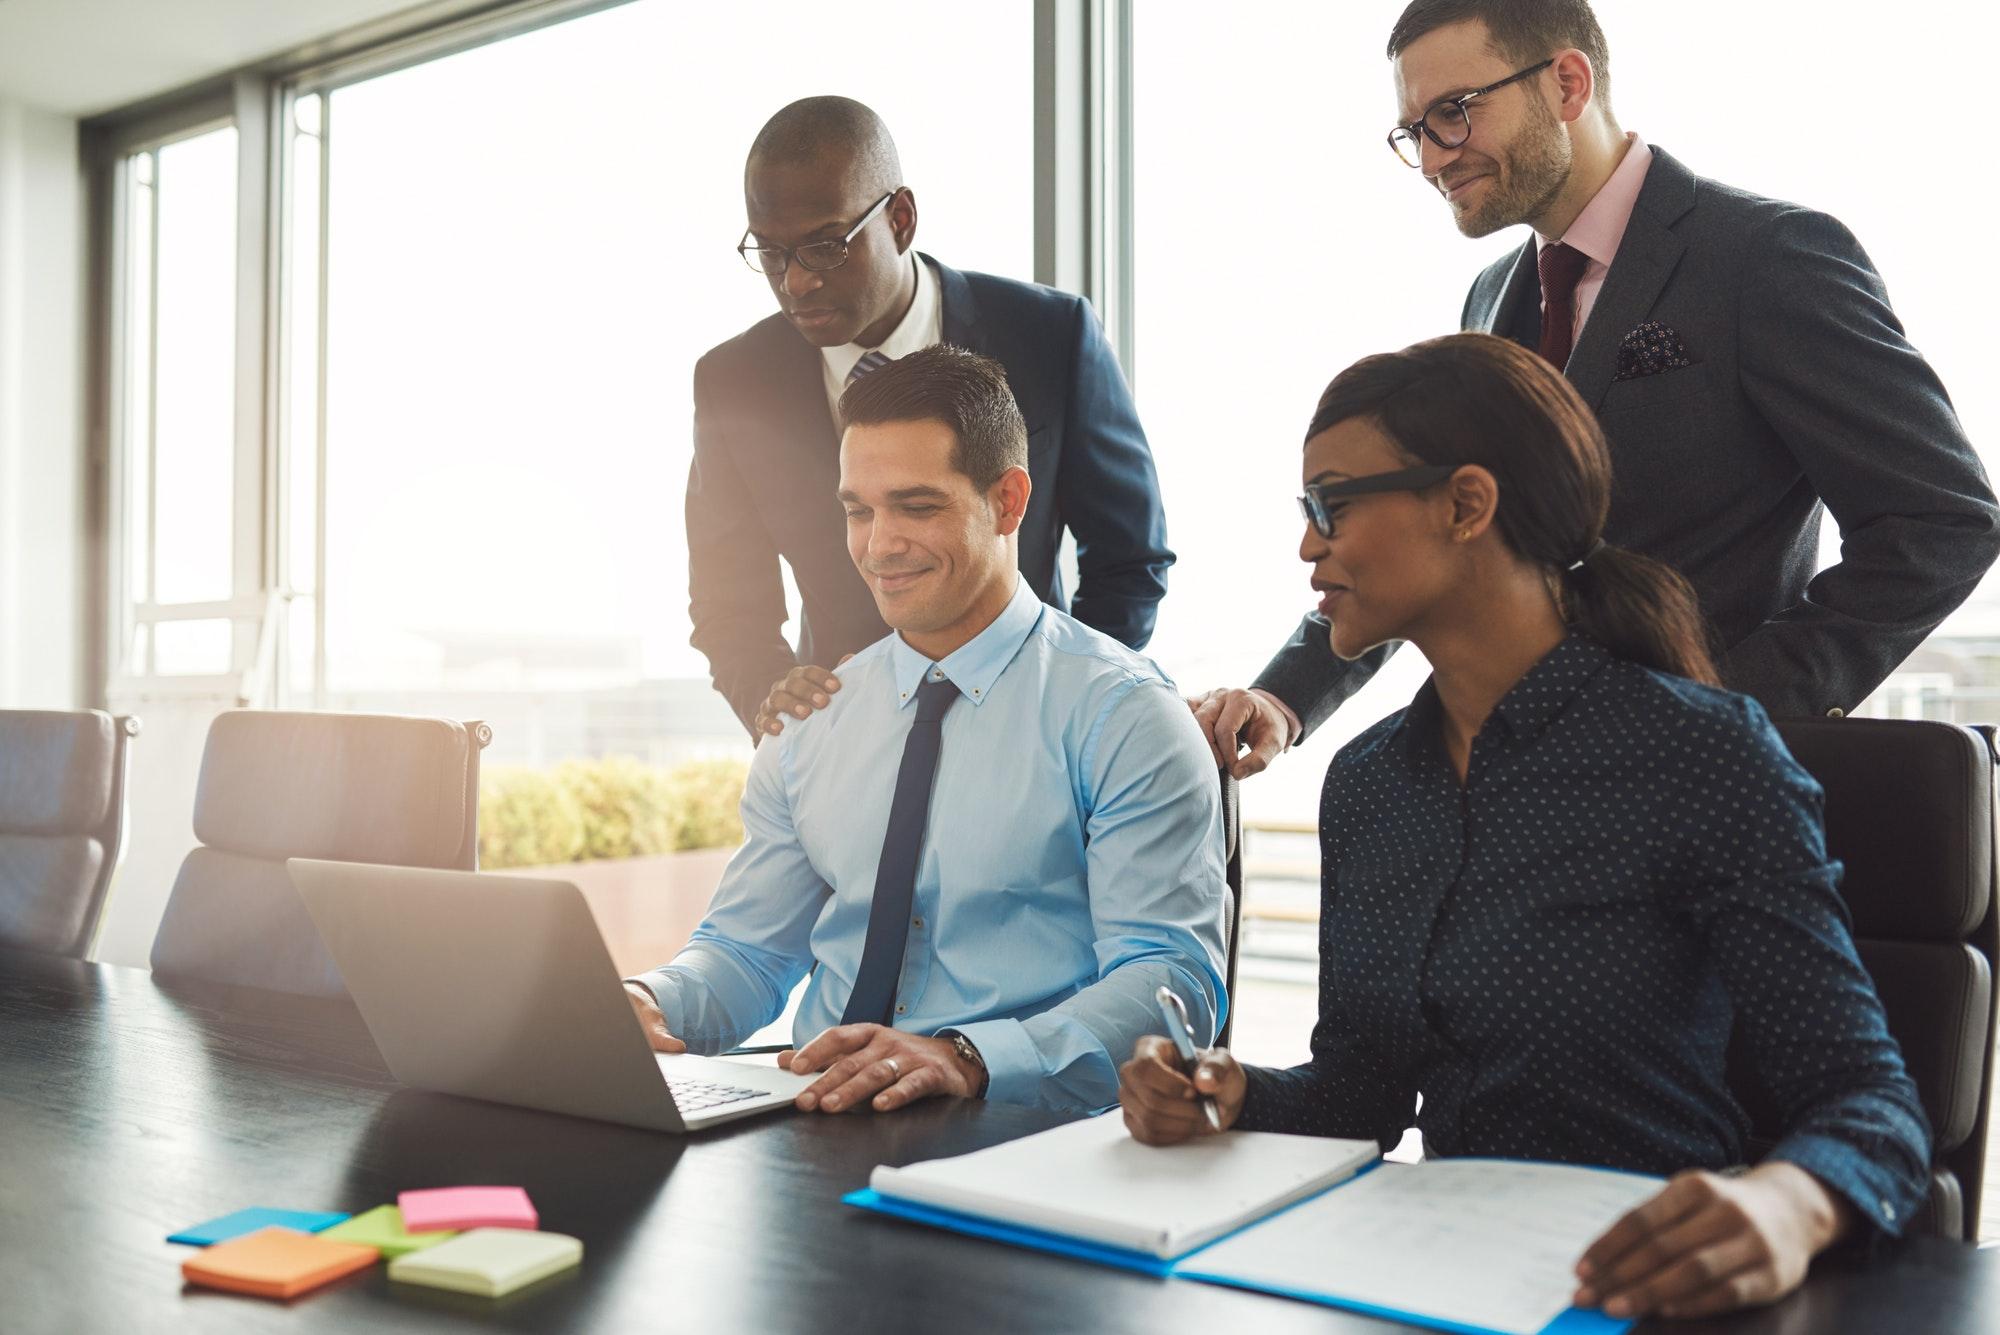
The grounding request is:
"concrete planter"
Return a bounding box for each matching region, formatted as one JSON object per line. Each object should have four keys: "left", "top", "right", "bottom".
{"left": 493, "top": 846, "right": 735, "bottom": 977}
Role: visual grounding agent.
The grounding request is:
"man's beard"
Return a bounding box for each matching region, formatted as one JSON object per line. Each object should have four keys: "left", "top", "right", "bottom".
{"left": 1452, "top": 100, "right": 1573, "bottom": 238}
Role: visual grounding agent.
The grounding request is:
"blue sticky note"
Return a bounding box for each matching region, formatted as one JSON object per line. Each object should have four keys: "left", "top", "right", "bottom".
{"left": 167, "top": 1207, "right": 350, "bottom": 1246}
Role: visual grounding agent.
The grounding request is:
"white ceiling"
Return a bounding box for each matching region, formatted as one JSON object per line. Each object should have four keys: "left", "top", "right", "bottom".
{"left": 0, "top": 0, "right": 443, "bottom": 118}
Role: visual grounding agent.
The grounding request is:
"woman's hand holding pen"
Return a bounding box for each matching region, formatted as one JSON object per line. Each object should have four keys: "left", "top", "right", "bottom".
{"left": 1118, "top": 1037, "right": 1247, "bottom": 1144}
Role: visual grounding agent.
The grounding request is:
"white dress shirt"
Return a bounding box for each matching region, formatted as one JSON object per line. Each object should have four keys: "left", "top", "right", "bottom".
{"left": 818, "top": 252, "right": 943, "bottom": 420}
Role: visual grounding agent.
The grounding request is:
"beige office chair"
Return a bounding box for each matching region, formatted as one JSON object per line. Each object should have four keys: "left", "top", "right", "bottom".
{"left": 0, "top": 709, "right": 141, "bottom": 957}
{"left": 149, "top": 710, "right": 490, "bottom": 995}
{"left": 1731, "top": 718, "right": 1997, "bottom": 1241}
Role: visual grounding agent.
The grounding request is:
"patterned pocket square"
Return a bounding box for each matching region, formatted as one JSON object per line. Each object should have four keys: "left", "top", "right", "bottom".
{"left": 1614, "top": 321, "right": 1695, "bottom": 382}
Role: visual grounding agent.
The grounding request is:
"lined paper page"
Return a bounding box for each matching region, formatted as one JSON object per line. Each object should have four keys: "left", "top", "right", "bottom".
{"left": 870, "top": 1114, "right": 1378, "bottom": 1258}
{"left": 1182, "top": 1159, "right": 1662, "bottom": 1335}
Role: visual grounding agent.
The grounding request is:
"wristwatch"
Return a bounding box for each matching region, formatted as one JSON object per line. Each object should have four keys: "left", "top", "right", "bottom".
{"left": 940, "top": 1030, "right": 988, "bottom": 1098}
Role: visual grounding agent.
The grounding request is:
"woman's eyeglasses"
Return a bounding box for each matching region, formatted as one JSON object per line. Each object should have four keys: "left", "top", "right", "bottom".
{"left": 1298, "top": 465, "right": 1460, "bottom": 537}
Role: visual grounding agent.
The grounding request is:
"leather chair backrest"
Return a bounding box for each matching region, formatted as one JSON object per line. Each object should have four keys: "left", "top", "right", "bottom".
{"left": 0, "top": 709, "right": 137, "bottom": 957}
{"left": 1752, "top": 718, "right": 1998, "bottom": 1241}
{"left": 149, "top": 711, "right": 487, "bottom": 995}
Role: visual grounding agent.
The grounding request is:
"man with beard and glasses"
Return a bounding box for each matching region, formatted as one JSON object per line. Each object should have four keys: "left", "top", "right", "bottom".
{"left": 1191, "top": 0, "right": 1999, "bottom": 774}
{"left": 689, "top": 96, "right": 1171, "bottom": 743}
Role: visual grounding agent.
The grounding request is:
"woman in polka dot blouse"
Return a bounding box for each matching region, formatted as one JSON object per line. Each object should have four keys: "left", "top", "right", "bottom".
{"left": 1119, "top": 333, "right": 1930, "bottom": 1321}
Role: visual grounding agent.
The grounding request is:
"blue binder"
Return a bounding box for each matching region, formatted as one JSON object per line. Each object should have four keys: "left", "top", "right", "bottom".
{"left": 845, "top": 1167, "right": 1635, "bottom": 1335}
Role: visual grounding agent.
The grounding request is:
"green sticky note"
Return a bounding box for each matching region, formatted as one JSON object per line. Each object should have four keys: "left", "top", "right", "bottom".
{"left": 320, "top": 1205, "right": 456, "bottom": 1259}
{"left": 389, "top": 1228, "right": 582, "bottom": 1298}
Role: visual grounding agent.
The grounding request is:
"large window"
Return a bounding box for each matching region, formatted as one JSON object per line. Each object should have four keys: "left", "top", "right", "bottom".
{"left": 285, "top": 0, "right": 1033, "bottom": 767}
{"left": 111, "top": 123, "right": 243, "bottom": 681}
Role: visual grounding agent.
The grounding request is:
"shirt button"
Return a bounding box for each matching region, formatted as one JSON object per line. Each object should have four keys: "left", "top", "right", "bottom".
{"left": 1881, "top": 1200, "right": 1895, "bottom": 1220}
{"left": 895, "top": 1004, "right": 907, "bottom": 1015}
{"left": 912, "top": 917, "right": 924, "bottom": 928}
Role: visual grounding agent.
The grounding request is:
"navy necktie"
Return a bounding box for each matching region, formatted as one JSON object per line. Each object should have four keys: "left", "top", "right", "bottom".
{"left": 842, "top": 675, "right": 959, "bottom": 1026}
{"left": 1537, "top": 242, "right": 1591, "bottom": 369}
{"left": 846, "top": 349, "right": 892, "bottom": 387}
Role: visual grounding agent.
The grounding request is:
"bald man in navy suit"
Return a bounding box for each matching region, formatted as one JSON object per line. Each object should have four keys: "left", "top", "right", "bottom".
{"left": 689, "top": 96, "right": 1171, "bottom": 739}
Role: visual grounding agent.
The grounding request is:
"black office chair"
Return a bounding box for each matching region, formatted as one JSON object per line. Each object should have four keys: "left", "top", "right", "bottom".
{"left": 149, "top": 710, "right": 491, "bottom": 995}
{"left": 1730, "top": 718, "right": 1997, "bottom": 1241}
{"left": 1218, "top": 767, "right": 1244, "bottom": 1048}
{"left": 0, "top": 709, "right": 141, "bottom": 958}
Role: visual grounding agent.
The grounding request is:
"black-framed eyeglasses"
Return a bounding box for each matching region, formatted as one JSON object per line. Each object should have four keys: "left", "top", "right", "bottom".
{"left": 737, "top": 190, "right": 897, "bottom": 276}
{"left": 1298, "top": 465, "right": 1460, "bottom": 537}
{"left": 1388, "top": 59, "right": 1554, "bottom": 168}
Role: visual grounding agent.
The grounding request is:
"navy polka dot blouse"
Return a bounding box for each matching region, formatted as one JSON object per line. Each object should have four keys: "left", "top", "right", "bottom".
{"left": 1236, "top": 636, "right": 1932, "bottom": 1238}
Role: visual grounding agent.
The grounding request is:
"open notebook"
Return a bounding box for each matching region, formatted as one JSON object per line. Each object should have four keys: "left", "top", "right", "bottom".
{"left": 847, "top": 1115, "right": 1661, "bottom": 1335}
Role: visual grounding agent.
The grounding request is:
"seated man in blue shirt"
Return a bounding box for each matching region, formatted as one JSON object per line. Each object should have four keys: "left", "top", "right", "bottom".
{"left": 624, "top": 344, "right": 1227, "bottom": 1115}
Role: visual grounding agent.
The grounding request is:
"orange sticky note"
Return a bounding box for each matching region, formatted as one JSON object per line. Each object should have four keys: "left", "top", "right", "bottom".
{"left": 180, "top": 1226, "right": 380, "bottom": 1300}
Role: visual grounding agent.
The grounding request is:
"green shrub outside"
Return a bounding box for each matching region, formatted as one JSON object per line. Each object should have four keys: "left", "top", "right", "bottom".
{"left": 659, "top": 757, "right": 750, "bottom": 853}
{"left": 479, "top": 755, "right": 748, "bottom": 870}
{"left": 478, "top": 767, "right": 587, "bottom": 870}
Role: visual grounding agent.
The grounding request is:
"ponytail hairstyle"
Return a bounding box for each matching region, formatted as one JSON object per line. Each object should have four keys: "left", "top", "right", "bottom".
{"left": 1306, "top": 333, "right": 1719, "bottom": 686}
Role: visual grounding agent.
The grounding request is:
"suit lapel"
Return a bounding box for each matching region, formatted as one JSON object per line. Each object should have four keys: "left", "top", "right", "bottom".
{"left": 1474, "top": 240, "right": 1540, "bottom": 348}
{"left": 761, "top": 314, "right": 841, "bottom": 457}
{"left": 1565, "top": 146, "right": 1697, "bottom": 410}
{"left": 933, "top": 254, "right": 983, "bottom": 352}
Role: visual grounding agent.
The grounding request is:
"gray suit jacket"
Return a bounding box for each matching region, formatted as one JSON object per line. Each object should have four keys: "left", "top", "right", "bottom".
{"left": 1255, "top": 145, "right": 1999, "bottom": 727}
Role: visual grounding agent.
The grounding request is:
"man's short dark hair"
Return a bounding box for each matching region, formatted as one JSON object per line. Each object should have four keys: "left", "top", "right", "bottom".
{"left": 1387, "top": 0, "right": 1612, "bottom": 109}
{"left": 747, "top": 95, "right": 901, "bottom": 197}
{"left": 839, "top": 345, "right": 1029, "bottom": 492}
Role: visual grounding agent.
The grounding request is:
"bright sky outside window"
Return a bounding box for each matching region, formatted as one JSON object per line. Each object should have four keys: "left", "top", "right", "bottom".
{"left": 1134, "top": 0, "right": 1997, "bottom": 824}
{"left": 307, "top": 0, "right": 1030, "bottom": 698}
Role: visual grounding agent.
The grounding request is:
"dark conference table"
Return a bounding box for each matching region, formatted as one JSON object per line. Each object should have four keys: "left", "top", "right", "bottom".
{"left": 3, "top": 947, "right": 1994, "bottom": 1334}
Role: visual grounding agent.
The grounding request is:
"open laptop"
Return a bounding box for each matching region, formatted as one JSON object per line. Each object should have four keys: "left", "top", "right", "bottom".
{"left": 287, "top": 859, "right": 815, "bottom": 1133}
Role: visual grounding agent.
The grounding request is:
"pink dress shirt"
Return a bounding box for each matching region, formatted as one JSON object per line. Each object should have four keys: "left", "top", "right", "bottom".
{"left": 1536, "top": 134, "right": 1654, "bottom": 339}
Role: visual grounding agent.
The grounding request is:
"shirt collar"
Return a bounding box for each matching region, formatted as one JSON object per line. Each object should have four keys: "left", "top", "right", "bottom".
{"left": 821, "top": 252, "right": 939, "bottom": 385}
{"left": 1393, "top": 635, "right": 1615, "bottom": 768}
{"left": 1536, "top": 133, "right": 1653, "bottom": 269}
{"left": 1487, "top": 635, "right": 1615, "bottom": 741}
{"left": 887, "top": 575, "right": 1043, "bottom": 710}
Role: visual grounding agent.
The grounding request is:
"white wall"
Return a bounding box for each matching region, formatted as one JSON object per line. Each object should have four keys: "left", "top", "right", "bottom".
{"left": 0, "top": 96, "right": 86, "bottom": 710}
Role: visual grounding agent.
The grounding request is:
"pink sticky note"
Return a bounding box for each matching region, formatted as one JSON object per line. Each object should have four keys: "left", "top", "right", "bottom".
{"left": 397, "top": 1187, "right": 538, "bottom": 1233}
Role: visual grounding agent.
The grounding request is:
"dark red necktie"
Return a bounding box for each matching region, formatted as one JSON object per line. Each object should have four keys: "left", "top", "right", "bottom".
{"left": 1536, "top": 242, "right": 1591, "bottom": 369}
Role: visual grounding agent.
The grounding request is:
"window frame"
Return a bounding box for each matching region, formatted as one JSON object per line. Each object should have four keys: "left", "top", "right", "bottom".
{"left": 82, "top": 0, "right": 1126, "bottom": 711}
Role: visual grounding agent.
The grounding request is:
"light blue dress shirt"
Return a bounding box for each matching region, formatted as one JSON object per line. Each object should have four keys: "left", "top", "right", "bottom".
{"left": 636, "top": 576, "right": 1228, "bottom": 1112}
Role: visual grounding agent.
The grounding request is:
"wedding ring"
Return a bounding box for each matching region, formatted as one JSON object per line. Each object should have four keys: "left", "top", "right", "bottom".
{"left": 885, "top": 1057, "right": 901, "bottom": 1078}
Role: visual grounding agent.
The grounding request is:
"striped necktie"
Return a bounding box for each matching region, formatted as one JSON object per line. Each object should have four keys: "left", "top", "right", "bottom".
{"left": 846, "top": 349, "right": 892, "bottom": 387}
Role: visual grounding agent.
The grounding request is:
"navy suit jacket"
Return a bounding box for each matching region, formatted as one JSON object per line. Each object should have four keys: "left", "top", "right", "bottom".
{"left": 1254, "top": 146, "right": 1999, "bottom": 728}
{"left": 687, "top": 255, "right": 1172, "bottom": 733}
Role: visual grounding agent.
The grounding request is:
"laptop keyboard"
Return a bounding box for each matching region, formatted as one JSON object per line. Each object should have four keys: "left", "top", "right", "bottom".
{"left": 666, "top": 1075, "right": 767, "bottom": 1113}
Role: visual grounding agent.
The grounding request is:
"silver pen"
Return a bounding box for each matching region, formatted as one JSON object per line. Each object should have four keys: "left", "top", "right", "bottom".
{"left": 1155, "top": 985, "right": 1222, "bottom": 1132}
